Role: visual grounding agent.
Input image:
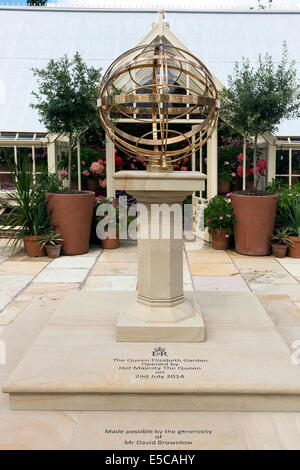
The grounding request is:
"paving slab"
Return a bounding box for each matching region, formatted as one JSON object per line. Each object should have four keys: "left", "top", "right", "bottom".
{"left": 48, "top": 257, "right": 96, "bottom": 269}
{"left": 91, "top": 262, "right": 137, "bottom": 276}
{"left": 193, "top": 275, "right": 249, "bottom": 292}
{"left": 0, "top": 275, "right": 34, "bottom": 292}
{"left": 83, "top": 276, "right": 137, "bottom": 291}
{"left": 0, "top": 262, "right": 49, "bottom": 275}
{"left": 241, "top": 269, "right": 297, "bottom": 285}
{"left": 33, "top": 269, "right": 89, "bottom": 283}
{"left": 190, "top": 264, "right": 239, "bottom": 276}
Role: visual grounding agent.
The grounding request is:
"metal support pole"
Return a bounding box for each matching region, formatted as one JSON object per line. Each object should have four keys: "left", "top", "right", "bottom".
{"left": 289, "top": 139, "right": 292, "bottom": 188}
{"left": 207, "top": 125, "right": 218, "bottom": 199}
{"left": 106, "top": 134, "right": 115, "bottom": 199}
{"left": 32, "top": 145, "right": 36, "bottom": 183}
{"left": 14, "top": 146, "right": 17, "bottom": 166}
{"left": 243, "top": 136, "right": 246, "bottom": 191}
{"left": 77, "top": 140, "right": 81, "bottom": 191}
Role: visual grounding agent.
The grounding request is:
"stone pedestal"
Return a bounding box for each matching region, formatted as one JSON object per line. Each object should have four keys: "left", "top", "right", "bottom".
{"left": 113, "top": 171, "right": 206, "bottom": 342}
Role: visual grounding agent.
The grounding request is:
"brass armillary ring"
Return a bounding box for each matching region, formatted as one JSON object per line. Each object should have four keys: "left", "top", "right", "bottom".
{"left": 98, "top": 43, "right": 219, "bottom": 172}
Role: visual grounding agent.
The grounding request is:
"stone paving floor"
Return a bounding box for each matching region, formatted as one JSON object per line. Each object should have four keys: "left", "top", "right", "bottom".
{"left": 0, "top": 237, "right": 300, "bottom": 449}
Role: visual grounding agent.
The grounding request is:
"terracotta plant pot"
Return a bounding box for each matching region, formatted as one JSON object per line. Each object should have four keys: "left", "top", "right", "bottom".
{"left": 46, "top": 191, "right": 95, "bottom": 255}
{"left": 271, "top": 243, "right": 288, "bottom": 258}
{"left": 210, "top": 228, "right": 231, "bottom": 250}
{"left": 231, "top": 192, "right": 278, "bottom": 256}
{"left": 45, "top": 244, "right": 62, "bottom": 259}
{"left": 218, "top": 180, "right": 231, "bottom": 195}
{"left": 288, "top": 237, "right": 300, "bottom": 258}
{"left": 23, "top": 236, "right": 46, "bottom": 257}
{"left": 101, "top": 228, "right": 120, "bottom": 249}
{"left": 87, "top": 176, "right": 100, "bottom": 192}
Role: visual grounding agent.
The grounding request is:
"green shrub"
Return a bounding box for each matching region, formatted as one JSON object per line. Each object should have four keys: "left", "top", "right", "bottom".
{"left": 203, "top": 195, "right": 235, "bottom": 235}
{"left": 266, "top": 179, "right": 300, "bottom": 232}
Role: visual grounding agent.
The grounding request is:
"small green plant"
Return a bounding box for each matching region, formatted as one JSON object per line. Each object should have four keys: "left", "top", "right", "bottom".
{"left": 203, "top": 195, "right": 235, "bottom": 235}
{"left": 287, "top": 198, "right": 300, "bottom": 237}
{"left": 266, "top": 181, "right": 300, "bottom": 231}
{"left": 37, "top": 230, "right": 63, "bottom": 248}
{"left": 265, "top": 178, "right": 288, "bottom": 194}
{"left": 271, "top": 228, "right": 294, "bottom": 247}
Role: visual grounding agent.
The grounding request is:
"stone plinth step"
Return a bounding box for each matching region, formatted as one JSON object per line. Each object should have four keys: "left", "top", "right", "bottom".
{"left": 3, "top": 291, "right": 300, "bottom": 411}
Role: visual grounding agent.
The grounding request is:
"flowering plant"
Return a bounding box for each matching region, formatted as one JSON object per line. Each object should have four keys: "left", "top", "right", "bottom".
{"left": 236, "top": 154, "right": 267, "bottom": 181}
{"left": 172, "top": 156, "right": 191, "bottom": 171}
{"left": 89, "top": 160, "right": 105, "bottom": 176}
{"left": 203, "top": 195, "right": 235, "bottom": 236}
{"left": 94, "top": 196, "right": 121, "bottom": 229}
{"left": 217, "top": 139, "right": 247, "bottom": 181}
{"left": 94, "top": 196, "right": 136, "bottom": 230}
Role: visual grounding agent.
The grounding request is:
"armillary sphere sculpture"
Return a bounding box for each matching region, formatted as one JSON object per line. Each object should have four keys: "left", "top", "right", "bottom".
{"left": 98, "top": 42, "right": 219, "bottom": 172}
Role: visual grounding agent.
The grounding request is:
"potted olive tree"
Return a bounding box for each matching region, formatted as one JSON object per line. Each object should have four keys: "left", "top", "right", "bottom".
{"left": 221, "top": 44, "right": 300, "bottom": 255}
{"left": 31, "top": 53, "right": 102, "bottom": 255}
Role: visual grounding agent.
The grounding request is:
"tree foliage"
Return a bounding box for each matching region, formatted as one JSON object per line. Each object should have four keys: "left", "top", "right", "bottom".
{"left": 220, "top": 43, "right": 300, "bottom": 185}
{"left": 220, "top": 43, "right": 300, "bottom": 138}
{"left": 27, "top": 1, "right": 48, "bottom": 5}
{"left": 31, "top": 52, "right": 102, "bottom": 189}
{"left": 31, "top": 52, "right": 102, "bottom": 138}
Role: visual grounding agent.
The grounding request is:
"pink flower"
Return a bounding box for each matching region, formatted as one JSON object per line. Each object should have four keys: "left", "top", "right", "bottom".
{"left": 237, "top": 153, "right": 247, "bottom": 162}
{"left": 237, "top": 165, "right": 251, "bottom": 178}
{"left": 115, "top": 156, "right": 123, "bottom": 167}
{"left": 81, "top": 161, "right": 85, "bottom": 165}
{"left": 60, "top": 169, "right": 67, "bottom": 178}
{"left": 225, "top": 234, "right": 230, "bottom": 238}
{"left": 226, "top": 193, "right": 231, "bottom": 197}
{"left": 82, "top": 170, "right": 90, "bottom": 176}
{"left": 226, "top": 214, "right": 231, "bottom": 218}
{"left": 256, "top": 159, "right": 267, "bottom": 175}
{"left": 180, "top": 166, "right": 188, "bottom": 171}
{"left": 90, "top": 161, "right": 104, "bottom": 174}
{"left": 206, "top": 218, "right": 210, "bottom": 223}
{"left": 219, "top": 216, "right": 223, "bottom": 220}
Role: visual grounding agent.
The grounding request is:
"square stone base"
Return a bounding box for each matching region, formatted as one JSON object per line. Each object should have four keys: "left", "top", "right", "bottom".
{"left": 117, "top": 294, "right": 205, "bottom": 342}
{"left": 3, "top": 291, "right": 300, "bottom": 411}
